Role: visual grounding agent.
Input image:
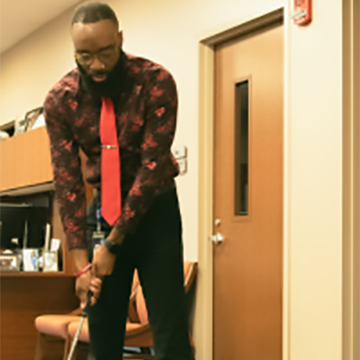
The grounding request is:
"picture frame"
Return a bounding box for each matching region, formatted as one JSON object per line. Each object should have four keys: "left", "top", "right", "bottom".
{"left": 24, "top": 106, "right": 43, "bottom": 131}
{"left": 14, "top": 118, "right": 27, "bottom": 135}
{"left": 0, "top": 253, "right": 20, "bottom": 272}
{"left": 42, "top": 250, "right": 58, "bottom": 272}
{"left": 22, "top": 249, "right": 41, "bottom": 272}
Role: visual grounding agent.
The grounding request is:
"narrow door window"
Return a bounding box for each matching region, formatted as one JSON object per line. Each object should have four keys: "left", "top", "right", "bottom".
{"left": 235, "top": 80, "right": 249, "bottom": 216}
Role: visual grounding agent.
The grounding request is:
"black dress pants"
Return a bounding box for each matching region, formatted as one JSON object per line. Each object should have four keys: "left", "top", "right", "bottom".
{"left": 86, "top": 188, "right": 194, "bottom": 360}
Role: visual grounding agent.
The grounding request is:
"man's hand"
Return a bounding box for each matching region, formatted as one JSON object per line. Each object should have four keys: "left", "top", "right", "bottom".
{"left": 92, "top": 243, "right": 116, "bottom": 279}
{"left": 73, "top": 248, "right": 103, "bottom": 308}
{"left": 75, "top": 271, "right": 102, "bottom": 308}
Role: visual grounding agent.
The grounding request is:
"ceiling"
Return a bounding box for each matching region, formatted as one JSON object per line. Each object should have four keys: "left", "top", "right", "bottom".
{"left": 0, "top": 0, "right": 82, "bottom": 53}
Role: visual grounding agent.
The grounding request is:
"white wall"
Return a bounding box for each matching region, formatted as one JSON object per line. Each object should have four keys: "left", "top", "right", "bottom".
{"left": 0, "top": 0, "right": 284, "bottom": 261}
{"left": 285, "top": 0, "right": 343, "bottom": 359}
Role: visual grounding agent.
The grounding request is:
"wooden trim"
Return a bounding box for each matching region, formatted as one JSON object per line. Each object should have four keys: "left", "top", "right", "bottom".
{"left": 196, "top": 8, "right": 284, "bottom": 360}
{"left": 0, "top": 182, "right": 54, "bottom": 196}
{"left": 342, "top": 0, "right": 360, "bottom": 359}
{"left": 195, "top": 41, "right": 215, "bottom": 360}
{"left": 0, "top": 272, "right": 74, "bottom": 278}
{"left": 201, "top": 8, "right": 283, "bottom": 46}
{"left": 342, "top": 0, "right": 355, "bottom": 354}
{"left": 282, "top": 9, "right": 291, "bottom": 360}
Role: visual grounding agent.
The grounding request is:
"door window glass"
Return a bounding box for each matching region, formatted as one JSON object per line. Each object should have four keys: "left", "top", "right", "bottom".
{"left": 235, "top": 80, "right": 249, "bottom": 216}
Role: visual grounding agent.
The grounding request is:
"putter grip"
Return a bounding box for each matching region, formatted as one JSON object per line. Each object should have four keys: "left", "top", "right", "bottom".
{"left": 83, "top": 290, "right": 94, "bottom": 315}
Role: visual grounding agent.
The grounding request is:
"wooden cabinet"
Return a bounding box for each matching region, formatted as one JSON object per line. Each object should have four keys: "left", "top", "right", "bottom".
{"left": 0, "top": 126, "right": 94, "bottom": 276}
{"left": 0, "top": 126, "right": 53, "bottom": 191}
{"left": 0, "top": 126, "right": 94, "bottom": 360}
{"left": 0, "top": 274, "right": 78, "bottom": 360}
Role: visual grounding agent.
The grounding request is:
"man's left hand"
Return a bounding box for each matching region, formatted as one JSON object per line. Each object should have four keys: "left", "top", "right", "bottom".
{"left": 92, "top": 243, "right": 116, "bottom": 278}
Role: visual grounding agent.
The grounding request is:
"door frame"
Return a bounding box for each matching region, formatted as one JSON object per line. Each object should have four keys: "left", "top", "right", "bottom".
{"left": 194, "top": 8, "right": 285, "bottom": 360}
{"left": 342, "top": 0, "right": 360, "bottom": 359}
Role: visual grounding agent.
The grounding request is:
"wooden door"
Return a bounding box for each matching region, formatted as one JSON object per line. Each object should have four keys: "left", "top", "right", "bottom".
{"left": 213, "top": 23, "right": 283, "bottom": 360}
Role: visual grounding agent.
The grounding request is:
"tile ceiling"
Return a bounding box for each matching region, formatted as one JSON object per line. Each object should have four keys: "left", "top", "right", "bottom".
{"left": 0, "top": 0, "right": 83, "bottom": 53}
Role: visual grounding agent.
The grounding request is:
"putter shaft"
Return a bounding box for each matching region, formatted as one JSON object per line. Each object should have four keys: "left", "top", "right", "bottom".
{"left": 67, "top": 314, "right": 86, "bottom": 360}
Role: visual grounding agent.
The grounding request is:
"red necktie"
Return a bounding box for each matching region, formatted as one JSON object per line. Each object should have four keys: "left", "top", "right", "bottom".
{"left": 100, "top": 98, "right": 122, "bottom": 225}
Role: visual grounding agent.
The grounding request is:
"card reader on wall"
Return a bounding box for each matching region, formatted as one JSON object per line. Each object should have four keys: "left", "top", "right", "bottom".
{"left": 173, "top": 145, "right": 187, "bottom": 175}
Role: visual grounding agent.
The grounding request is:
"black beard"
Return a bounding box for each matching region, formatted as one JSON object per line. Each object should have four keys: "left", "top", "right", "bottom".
{"left": 77, "top": 50, "right": 126, "bottom": 99}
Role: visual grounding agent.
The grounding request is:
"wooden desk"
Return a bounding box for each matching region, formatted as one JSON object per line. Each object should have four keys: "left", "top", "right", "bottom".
{"left": 0, "top": 272, "right": 78, "bottom": 360}
{"left": 0, "top": 125, "right": 94, "bottom": 359}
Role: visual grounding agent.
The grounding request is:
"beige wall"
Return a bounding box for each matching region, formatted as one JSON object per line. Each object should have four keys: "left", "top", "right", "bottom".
{"left": 0, "top": 8, "right": 76, "bottom": 124}
{"left": 285, "top": 0, "right": 343, "bottom": 359}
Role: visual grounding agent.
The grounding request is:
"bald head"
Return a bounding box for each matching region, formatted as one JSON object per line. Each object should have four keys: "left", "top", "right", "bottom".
{"left": 72, "top": 1, "right": 119, "bottom": 28}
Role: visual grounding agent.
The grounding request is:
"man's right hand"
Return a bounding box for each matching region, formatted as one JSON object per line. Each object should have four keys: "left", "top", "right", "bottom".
{"left": 75, "top": 265, "right": 103, "bottom": 308}
{"left": 76, "top": 270, "right": 91, "bottom": 308}
{"left": 72, "top": 249, "right": 102, "bottom": 308}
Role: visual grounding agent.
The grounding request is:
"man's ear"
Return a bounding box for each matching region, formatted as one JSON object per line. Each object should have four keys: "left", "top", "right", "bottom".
{"left": 118, "top": 31, "right": 123, "bottom": 47}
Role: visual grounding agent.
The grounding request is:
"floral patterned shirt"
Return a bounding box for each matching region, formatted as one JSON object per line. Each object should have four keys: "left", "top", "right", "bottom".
{"left": 43, "top": 53, "right": 179, "bottom": 250}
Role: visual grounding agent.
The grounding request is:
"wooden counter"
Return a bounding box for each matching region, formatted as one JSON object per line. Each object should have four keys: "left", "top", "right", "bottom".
{"left": 0, "top": 273, "right": 78, "bottom": 360}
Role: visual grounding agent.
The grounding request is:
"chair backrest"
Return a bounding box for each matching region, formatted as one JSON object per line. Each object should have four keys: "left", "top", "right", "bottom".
{"left": 131, "top": 270, "right": 139, "bottom": 297}
{"left": 183, "top": 261, "right": 198, "bottom": 293}
{"left": 128, "top": 270, "right": 141, "bottom": 323}
{"left": 135, "top": 261, "right": 198, "bottom": 326}
{"left": 136, "top": 286, "right": 149, "bottom": 325}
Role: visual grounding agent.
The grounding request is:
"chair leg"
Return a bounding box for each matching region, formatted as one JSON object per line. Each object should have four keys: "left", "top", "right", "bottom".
{"left": 63, "top": 335, "right": 75, "bottom": 360}
{"left": 34, "top": 332, "right": 67, "bottom": 360}
{"left": 34, "top": 332, "right": 46, "bottom": 360}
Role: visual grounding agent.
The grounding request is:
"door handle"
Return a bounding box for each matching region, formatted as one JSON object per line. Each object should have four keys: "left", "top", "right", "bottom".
{"left": 209, "top": 232, "right": 225, "bottom": 245}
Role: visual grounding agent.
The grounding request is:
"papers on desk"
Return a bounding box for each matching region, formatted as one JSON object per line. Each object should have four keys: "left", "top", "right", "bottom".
{"left": 31, "top": 113, "right": 45, "bottom": 130}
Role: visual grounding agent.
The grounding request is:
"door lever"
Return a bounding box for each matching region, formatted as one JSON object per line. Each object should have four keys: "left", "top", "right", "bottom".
{"left": 209, "top": 232, "right": 225, "bottom": 245}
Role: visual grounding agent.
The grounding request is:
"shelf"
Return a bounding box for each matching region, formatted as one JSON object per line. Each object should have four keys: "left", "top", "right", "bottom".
{"left": 0, "top": 182, "right": 54, "bottom": 196}
{"left": 0, "top": 271, "right": 74, "bottom": 277}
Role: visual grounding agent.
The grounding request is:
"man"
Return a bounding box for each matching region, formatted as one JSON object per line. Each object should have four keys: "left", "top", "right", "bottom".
{"left": 43, "top": 2, "right": 194, "bottom": 360}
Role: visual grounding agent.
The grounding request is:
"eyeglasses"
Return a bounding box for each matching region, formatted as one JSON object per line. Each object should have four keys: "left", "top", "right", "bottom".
{"left": 74, "top": 45, "right": 118, "bottom": 66}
